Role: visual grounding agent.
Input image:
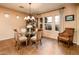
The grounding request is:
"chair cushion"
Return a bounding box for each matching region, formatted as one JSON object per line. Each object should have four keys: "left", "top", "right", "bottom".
{"left": 31, "top": 36, "right": 36, "bottom": 40}
{"left": 19, "top": 36, "right": 27, "bottom": 41}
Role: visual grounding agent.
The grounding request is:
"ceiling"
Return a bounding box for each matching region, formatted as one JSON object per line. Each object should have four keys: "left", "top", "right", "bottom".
{"left": 0, "top": 3, "right": 65, "bottom": 15}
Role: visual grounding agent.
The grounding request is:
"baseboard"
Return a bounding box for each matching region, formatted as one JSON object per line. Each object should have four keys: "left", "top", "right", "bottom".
{"left": 43, "top": 36, "right": 78, "bottom": 45}
{"left": 0, "top": 34, "right": 14, "bottom": 41}
{"left": 42, "top": 36, "right": 57, "bottom": 40}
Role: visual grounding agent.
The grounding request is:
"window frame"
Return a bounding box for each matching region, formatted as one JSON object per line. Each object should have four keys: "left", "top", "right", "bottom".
{"left": 44, "top": 16, "right": 53, "bottom": 31}
{"left": 54, "top": 15, "right": 60, "bottom": 32}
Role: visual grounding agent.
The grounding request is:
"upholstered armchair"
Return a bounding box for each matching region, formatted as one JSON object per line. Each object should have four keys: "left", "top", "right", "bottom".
{"left": 30, "top": 28, "right": 42, "bottom": 48}
{"left": 14, "top": 28, "right": 27, "bottom": 50}
{"left": 58, "top": 28, "right": 74, "bottom": 47}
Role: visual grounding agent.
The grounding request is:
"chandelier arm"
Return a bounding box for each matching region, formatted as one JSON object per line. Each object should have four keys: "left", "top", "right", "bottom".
{"left": 25, "top": 3, "right": 35, "bottom": 21}
{"left": 29, "top": 3, "right": 31, "bottom": 17}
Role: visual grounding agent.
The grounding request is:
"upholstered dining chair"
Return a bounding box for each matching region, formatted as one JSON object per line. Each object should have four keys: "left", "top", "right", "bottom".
{"left": 30, "top": 28, "right": 42, "bottom": 48}
{"left": 14, "top": 28, "right": 27, "bottom": 50}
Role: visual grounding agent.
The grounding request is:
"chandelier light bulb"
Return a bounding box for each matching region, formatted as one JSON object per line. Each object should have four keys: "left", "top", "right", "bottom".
{"left": 31, "top": 16, "right": 35, "bottom": 19}
{"left": 27, "top": 16, "right": 30, "bottom": 20}
{"left": 24, "top": 17, "right": 27, "bottom": 20}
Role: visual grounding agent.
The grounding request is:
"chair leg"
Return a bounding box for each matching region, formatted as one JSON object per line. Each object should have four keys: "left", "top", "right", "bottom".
{"left": 58, "top": 38, "right": 59, "bottom": 43}
{"left": 35, "top": 41, "right": 38, "bottom": 48}
{"left": 15, "top": 41, "right": 17, "bottom": 47}
{"left": 40, "top": 40, "right": 42, "bottom": 45}
{"left": 58, "top": 39, "right": 59, "bottom": 43}
{"left": 68, "top": 42, "right": 70, "bottom": 48}
{"left": 16, "top": 44, "right": 20, "bottom": 50}
{"left": 29, "top": 40, "right": 32, "bottom": 46}
{"left": 26, "top": 40, "right": 27, "bottom": 47}
{"left": 17, "top": 42, "right": 21, "bottom": 50}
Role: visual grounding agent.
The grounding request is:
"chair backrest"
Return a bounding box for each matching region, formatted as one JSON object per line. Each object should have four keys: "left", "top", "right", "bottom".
{"left": 31, "top": 28, "right": 42, "bottom": 41}
{"left": 65, "top": 28, "right": 74, "bottom": 36}
{"left": 37, "top": 29, "right": 42, "bottom": 40}
{"left": 14, "top": 29, "right": 20, "bottom": 41}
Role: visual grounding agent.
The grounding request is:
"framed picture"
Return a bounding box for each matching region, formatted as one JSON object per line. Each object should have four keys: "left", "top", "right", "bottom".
{"left": 65, "top": 15, "right": 74, "bottom": 21}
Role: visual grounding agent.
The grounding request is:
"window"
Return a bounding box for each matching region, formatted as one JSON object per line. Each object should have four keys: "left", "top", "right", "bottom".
{"left": 36, "top": 18, "right": 38, "bottom": 27}
{"left": 39, "top": 18, "right": 43, "bottom": 29}
{"left": 55, "top": 15, "right": 60, "bottom": 31}
{"left": 44, "top": 17, "right": 52, "bottom": 30}
{"left": 40, "top": 18, "right": 43, "bottom": 23}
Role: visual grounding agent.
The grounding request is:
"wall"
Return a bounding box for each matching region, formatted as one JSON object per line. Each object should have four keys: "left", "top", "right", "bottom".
{"left": 37, "top": 4, "right": 77, "bottom": 43}
{"left": 77, "top": 5, "right": 79, "bottom": 45}
{"left": 0, "top": 6, "right": 27, "bottom": 40}
{"left": 62, "top": 4, "right": 77, "bottom": 43}
{"left": 63, "top": 4, "right": 76, "bottom": 29}
{"left": 38, "top": 10, "right": 60, "bottom": 39}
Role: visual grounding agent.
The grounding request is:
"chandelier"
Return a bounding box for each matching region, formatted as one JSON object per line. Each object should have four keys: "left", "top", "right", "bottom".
{"left": 24, "top": 3, "right": 35, "bottom": 21}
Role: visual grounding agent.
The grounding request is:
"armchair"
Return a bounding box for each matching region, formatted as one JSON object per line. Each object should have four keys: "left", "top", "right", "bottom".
{"left": 58, "top": 28, "right": 74, "bottom": 47}
{"left": 30, "top": 28, "right": 42, "bottom": 48}
{"left": 14, "top": 29, "right": 27, "bottom": 50}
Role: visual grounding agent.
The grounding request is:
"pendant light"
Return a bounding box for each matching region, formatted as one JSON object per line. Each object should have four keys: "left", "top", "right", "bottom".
{"left": 24, "top": 3, "right": 35, "bottom": 21}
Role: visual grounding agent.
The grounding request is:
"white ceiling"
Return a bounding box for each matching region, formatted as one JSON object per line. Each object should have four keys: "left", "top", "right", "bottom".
{"left": 0, "top": 3, "right": 64, "bottom": 15}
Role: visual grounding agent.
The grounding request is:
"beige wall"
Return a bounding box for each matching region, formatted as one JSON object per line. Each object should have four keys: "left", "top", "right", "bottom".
{"left": 63, "top": 4, "right": 76, "bottom": 29}
{"left": 37, "top": 4, "right": 77, "bottom": 44}
{"left": 38, "top": 10, "right": 60, "bottom": 39}
{"left": 77, "top": 5, "right": 79, "bottom": 45}
{"left": 0, "top": 4, "right": 79, "bottom": 45}
{"left": 0, "top": 6, "right": 27, "bottom": 40}
{"left": 63, "top": 4, "right": 77, "bottom": 43}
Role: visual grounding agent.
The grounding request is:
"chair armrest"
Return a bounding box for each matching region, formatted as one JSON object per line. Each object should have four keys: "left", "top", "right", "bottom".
{"left": 58, "top": 33, "right": 64, "bottom": 36}
{"left": 58, "top": 32, "right": 72, "bottom": 37}
{"left": 18, "top": 33, "right": 22, "bottom": 37}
